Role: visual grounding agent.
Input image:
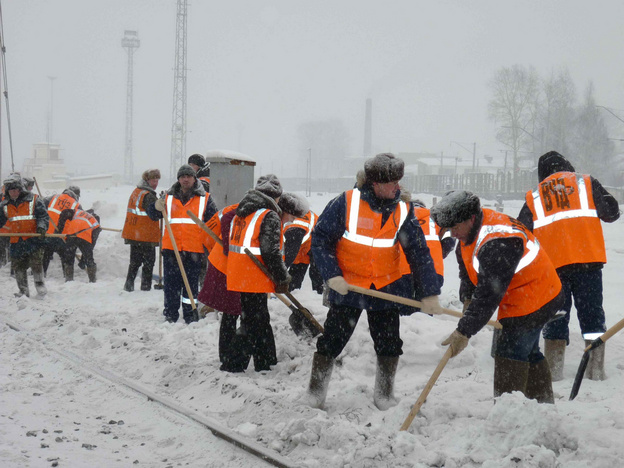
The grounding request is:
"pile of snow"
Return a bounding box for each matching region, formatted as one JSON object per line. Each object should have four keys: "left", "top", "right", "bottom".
{"left": 0, "top": 185, "right": 622, "bottom": 467}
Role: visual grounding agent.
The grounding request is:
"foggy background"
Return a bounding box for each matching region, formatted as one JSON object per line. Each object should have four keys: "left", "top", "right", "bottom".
{"left": 2, "top": 0, "right": 624, "bottom": 185}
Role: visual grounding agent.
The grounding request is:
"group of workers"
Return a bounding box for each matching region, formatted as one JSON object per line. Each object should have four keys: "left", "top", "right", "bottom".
{"left": 1, "top": 148, "right": 618, "bottom": 410}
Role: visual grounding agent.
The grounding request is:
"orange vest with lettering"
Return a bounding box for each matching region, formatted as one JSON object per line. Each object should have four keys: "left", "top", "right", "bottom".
{"left": 47, "top": 193, "right": 79, "bottom": 233}
{"left": 335, "top": 189, "right": 409, "bottom": 289}
{"left": 3, "top": 195, "right": 39, "bottom": 243}
{"left": 525, "top": 172, "right": 606, "bottom": 269}
{"left": 64, "top": 209, "right": 100, "bottom": 243}
{"left": 122, "top": 188, "right": 160, "bottom": 243}
{"left": 227, "top": 209, "right": 282, "bottom": 293}
{"left": 161, "top": 193, "right": 210, "bottom": 253}
{"left": 460, "top": 209, "right": 561, "bottom": 320}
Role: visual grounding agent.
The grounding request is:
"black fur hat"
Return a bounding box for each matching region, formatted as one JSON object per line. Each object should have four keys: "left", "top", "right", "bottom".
{"left": 430, "top": 190, "right": 481, "bottom": 228}
{"left": 187, "top": 154, "right": 205, "bottom": 167}
{"left": 278, "top": 192, "right": 309, "bottom": 218}
{"left": 255, "top": 174, "right": 282, "bottom": 199}
{"left": 364, "top": 153, "right": 404, "bottom": 183}
{"left": 537, "top": 151, "right": 576, "bottom": 182}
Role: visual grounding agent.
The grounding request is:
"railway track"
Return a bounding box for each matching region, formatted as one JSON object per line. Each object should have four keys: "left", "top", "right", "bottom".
{"left": 3, "top": 319, "right": 298, "bottom": 468}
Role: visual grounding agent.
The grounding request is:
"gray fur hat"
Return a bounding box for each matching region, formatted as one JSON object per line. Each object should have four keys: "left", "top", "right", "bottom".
{"left": 278, "top": 192, "right": 309, "bottom": 218}
{"left": 67, "top": 185, "right": 81, "bottom": 199}
{"left": 3, "top": 174, "right": 23, "bottom": 190}
{"left": 430, "top": 190, "right": 481, "bottom": 228}
{"left": 255, "top": 174, "right": 282, "bottom": 199}
{"left": 364, "top": 153, "right": 404, "bottom": 184}
{"left": 177, "top": 164, "right": 196, "bottom": 179}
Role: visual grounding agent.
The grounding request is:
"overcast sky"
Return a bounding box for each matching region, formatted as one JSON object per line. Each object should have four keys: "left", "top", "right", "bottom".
{"left": 2, "top": 0, "right": 624, "bottom": 182}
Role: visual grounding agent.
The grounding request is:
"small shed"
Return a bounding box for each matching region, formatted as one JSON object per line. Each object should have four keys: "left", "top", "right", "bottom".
{"left": 204, "top": 149, "right": 256, "bottom": 208}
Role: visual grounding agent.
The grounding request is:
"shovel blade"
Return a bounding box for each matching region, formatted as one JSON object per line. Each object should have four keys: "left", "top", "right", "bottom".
{"left": 569, "top": 350, "right": 591, "bottom": 401}
{"left": 288, "top": 310, "right": 320, "bottom": 339}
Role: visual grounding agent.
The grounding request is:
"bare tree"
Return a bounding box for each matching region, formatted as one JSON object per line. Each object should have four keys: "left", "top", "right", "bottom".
{"left": 488, "top": 65, "right": 540, "bottom": 186}
{"left": 539, "top": 67, "right": 577, "bottom": 157}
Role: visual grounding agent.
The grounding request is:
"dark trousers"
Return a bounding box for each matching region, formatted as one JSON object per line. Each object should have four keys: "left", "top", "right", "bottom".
{"left": 222, "top": 293, "right": 277, "bottom": 372}
{"left": 163, "top": 250, "right": 201, "bottom": 324}
{"left": 42, "top": 237, "right": 66, "bottom": 274}
{"left": 316, "top": 304, "right": 403, "bottom": 358}
{"left": 288, "top": 260, "right": 324, "bottom": 294}
{"left": 542, "top": 269, "right": 606, "bottom": 343}
{"left": 62, "top": 238, "right": 96, "bottom": 268}
{"left": 12, "top": 247, "right": 45, "bottom": 296}
{"left": 0, "top": 236, "right": 9, "bottom": 266}
{"left": 126, "top": 243, "right": 156, "bottom": 290}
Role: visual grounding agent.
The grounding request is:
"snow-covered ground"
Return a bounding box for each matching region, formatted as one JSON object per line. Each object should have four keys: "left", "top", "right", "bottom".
{"left": 1, "top": 185, "right": 623, "bottom": 468}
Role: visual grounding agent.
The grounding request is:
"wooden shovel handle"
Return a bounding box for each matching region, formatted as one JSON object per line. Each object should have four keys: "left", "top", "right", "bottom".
{"left": 584, "top": 316, "right": 624, "bottom": 352}
{"left": 161, "top": 209, "right": 196, "bottom": 311}
{"left": 346, "top": 284, "right": 502, "bottom": 329}
{"left": 187, "top": 211, "right": 222, "bottom": 246}
{"left": 400, "top": 347, "right": 453, "bottom": 431}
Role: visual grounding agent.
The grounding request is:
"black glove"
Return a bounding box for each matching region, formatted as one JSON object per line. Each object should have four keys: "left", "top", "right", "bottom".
{"left": 275, "top": 278, "right": 291, "bottom": 294}
{"left": 36, "top": 227, "right": 46, "bottom": 238}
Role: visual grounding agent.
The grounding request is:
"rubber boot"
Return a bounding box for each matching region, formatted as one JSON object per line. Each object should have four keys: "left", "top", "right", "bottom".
{"left": 544, "top": 339, "right": 566, "bottom": 382}
{"left": 493, "top": 357, "right": 530, "bottom": 398}
{"left": 584, "top": 340, "right": 606, "bottom": 381}
{"left": 32, "top": 268, "right": 47, "bottom": 297}
{"left": 124, "top": 265, "right": 138, "bottom": 291}
{"left": 86, "top": 265, "right": 97, "bottom": 283}
{"left": 14, "top": 267, "right": 30, "bottom": 297}
{"left": 305, "top": 352, "right": 334, "bottom": 408}
{"left": 524, "top": 359, "right": 554, "bottom": 403}
{"left": 373, "top": 356, "right": 399, "bottom": 411}
{"left": 140, "top": 268, "right": 152, "bottom": 291}
{"left": 63, "top": 263, "right": 74, "bottom": 282}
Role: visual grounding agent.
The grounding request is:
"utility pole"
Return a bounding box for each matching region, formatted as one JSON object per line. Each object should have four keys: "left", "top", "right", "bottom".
{"left": 121, "top": 30, "right": 140, "bottom": 183}
{"left": 306, "top": 147, "right": 312, "bottom": 196}
{"left": 170, "top": 0, "right": 188, "bottom": 181}
{"left": 47, "top": 76, "right": 56, "bottom": 160}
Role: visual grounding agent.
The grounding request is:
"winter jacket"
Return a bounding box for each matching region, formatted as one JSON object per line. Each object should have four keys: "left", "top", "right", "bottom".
{"left": 456, "top": 209, "right": 562, "bottom": 337}
{"left": 282, "top": 210, "right": 317, "bottom": 267}
{"left": 517, "top": 151, "right": 620, "bottom": 274}
{"left": 311, "top": 181, "right": 440, "bottom": 310}
{"left": 147, "top": 179, "right": 217, "bottom": 254}
{"left": 226, "top": 189, "right": 290, "bottom": 292}
{"left": 0, "top": 189, "right": 49, "bottom": 256}
{"left": 122, "top": 181, "right": 160, "bottom": 245}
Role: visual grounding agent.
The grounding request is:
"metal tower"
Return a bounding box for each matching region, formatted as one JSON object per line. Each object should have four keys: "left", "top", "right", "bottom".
{"left": 122, "top": 30, "right": 140, "bottom": 183}
{"left": 169, "top": 0, "right": 188, "bottom": 180}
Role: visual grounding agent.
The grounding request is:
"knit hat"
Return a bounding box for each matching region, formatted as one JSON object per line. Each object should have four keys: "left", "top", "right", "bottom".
{"left": 142, "top": 169, "right": 161, "bottom": 181}
{"left": 187, "top": 154, "right": 205, "bottom": 167}
{"left": 430, "top": 190, "right": 481, "bottom": 229}
{"left": 255, "top": 174, "right": 282, "bottom": 199}
{"left": 537, "top": 150, "right": 576, "bottom": 182}
{"left": 364, "top": 153, "right": 404, "bottom": 183}
{"left": 177, "top": 164, "right": 196, "bottom": 179}
{"left": 278, "top": 192, "right": 309, "bottom": 218}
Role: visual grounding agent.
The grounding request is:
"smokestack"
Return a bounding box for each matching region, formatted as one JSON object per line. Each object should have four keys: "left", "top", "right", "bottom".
{"left": 363, "top": 98, "right": 372, "bottom": 157}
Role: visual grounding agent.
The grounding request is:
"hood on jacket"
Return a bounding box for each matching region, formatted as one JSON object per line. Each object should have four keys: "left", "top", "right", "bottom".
{"left": 538, "top": 150, "right": 576, "bottom": 182}
{"left": 236, "top": 189, "right": 282, "bottom": 219}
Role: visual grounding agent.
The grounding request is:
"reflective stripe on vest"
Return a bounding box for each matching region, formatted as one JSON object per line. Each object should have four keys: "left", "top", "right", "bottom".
{"left": 48, "top": 195, "right": 78, "bottom": 215}
{"left": 471, "top": 223, "right": 539, "bottom": 274}
{"left": 229, "top": 208, "right": 267, "bottom": 256}
{"left": 342, "top": 189, "right": 408, "bottom": 247}
{"left": 4, "top": 198, "right": 36, "bottom": 222}
{"left": 531, "top": 175, "right": 597, "bottom": 229}
{"left": 127, "top": 190, "right": 150, "bottom": 216}
{"left": 282, "top": 211, "right": 315, "bottom": 244}
{"left": 166, "top": 193, "right": 206, "bottom": 225}
{"left": 423, "top": 217, "right": 438, "bottom": 242}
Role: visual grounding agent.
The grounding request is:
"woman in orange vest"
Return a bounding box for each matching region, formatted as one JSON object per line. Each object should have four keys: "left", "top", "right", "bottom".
{"left": 225, "top": 174, "right": 291, "bottom": 372}
{"left": 122, "top": 169, "right": 161, "bottom": 292}
{"left": 0, "top": 175, "right": 49, "bottom": 297}
{"left": 431, "top": 191, "right": 564, "bottom": 403}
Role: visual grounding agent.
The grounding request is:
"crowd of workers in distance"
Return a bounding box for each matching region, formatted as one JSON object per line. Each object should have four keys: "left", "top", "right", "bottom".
{"left": 0, "top": 149, "right": 619, "bottom": 410}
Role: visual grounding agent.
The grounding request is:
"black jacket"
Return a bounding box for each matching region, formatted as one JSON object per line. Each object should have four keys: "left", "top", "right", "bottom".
{"left": 234, "top": 189, "right": 290, "bottom": 287}
{"left": 517, "top": 151, "right": 620, "bottom": 274}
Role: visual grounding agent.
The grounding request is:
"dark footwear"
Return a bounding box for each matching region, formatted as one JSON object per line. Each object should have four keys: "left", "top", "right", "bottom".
{"left": 374, "top": 356, "right": 399, "bottom": 410}
{"left": 525, "top": 359, "right": 555, "bottom": 403}
{"left": 306, "top": 352, "right": 334, "bottom": 408}
{"left": 494, "top": 357, "right": 530, "bottom": 398}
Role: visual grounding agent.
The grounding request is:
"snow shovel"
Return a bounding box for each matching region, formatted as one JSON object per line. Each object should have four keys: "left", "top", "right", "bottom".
{"left": 161, "top": 207, "right": 199, "bottom": 322}
{"left": 272, "top": 292, "right": 320, "bottom": 339}
{"left": 569, "top": 316, "right": 624, "bottom": 400}
{"left": 0, "top": 232, "right": 67, "bottom": 238}
{"left": 400, "top": 347, "right": 453, "bottom": 431}
{"left": 154, "top": 219, "right": 164, "bottom": 290}
{"left": 243, "top": 248, "right": 324, "bottom": 335}
{"left": 345, "top": 284, "right": 502, "bottom": 329}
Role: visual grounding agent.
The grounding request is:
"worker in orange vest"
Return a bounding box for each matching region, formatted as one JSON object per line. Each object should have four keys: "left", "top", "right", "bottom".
{"left": 517, "top": 151, "right": 620, "bottom": 381}
{"left": 149, "top": 164, "right": 218, "bottom": 324}
{"left": 305, "top": 153, "right": 442, "bottom": 410}
{"left": 431, "top": 190, "right": 564, "bottom": 403}
{"left": 187, "top": 154, "right": 212, "bottom": 286}
{"left": 0, "top": 175, "right": 49, "bottom": 297}
{"left": 42, "top": 186, "right": 81, "bottom": 278}
{"left": 226, "top": 174, "right": 291, "bottom": 372}
{"left": 57, "top": 208, "right": 101, "bottom": 282}
{"left": 122, "top": 169, "right": 162, "bottom": 292}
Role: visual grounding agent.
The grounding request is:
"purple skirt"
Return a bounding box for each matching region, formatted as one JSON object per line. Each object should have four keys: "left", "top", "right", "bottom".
{"left": 198, "top": 261, "right": 241, "bottom": 315}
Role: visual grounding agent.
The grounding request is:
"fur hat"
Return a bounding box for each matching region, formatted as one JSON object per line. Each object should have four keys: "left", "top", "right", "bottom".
{"left": 430, "top": 190, "right": 481, "bottom": 228}
{"left": 142, "top": 169, "right": 161, "bottom": 181}
{"left": 255, "top": 174, "right": 282, "bottom": 199}
{"left": 64, "top": 185, "right": 81, "bottom": 200}
{"left": 537, "top": 150, "right": 575, "bottom": 182}
{"left": 187, "top": 154, "right": 205, "bottom": 167}
{"left": 3, "top": 174, "right": 23, "bottom": 191}
{"left": 177, "top": 164, "right": 196, "bottom": 179}
{"left": 22, "top": 177, "right": 35, "bottom": 190}
{"left": 278, "top": 192, "right": 309, "bottom": 218}
{"left": 364, "top": 153, "right": 404, "bottom": 184}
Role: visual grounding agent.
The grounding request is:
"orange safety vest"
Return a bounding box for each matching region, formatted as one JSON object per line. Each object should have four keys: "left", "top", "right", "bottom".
{"left": 525, "top": 172, "right": 606, "bottom": 269}
{"left": 199, "top": 176, "right": 210, "bottom": 186}
{"left": 282, "top": 210, "right": 317, "bottom": 265}
{"left": 227, "top": 208, "right": 283, "bottom": 293}
{"left": 335, "top": 189, "right": 409, "bottom": 289}
{"left": 64, "top": 209, "right": 100, "bottom": 243}
{"left": 399, "top": 206, "right": 446, "bottom": 277}
{"left": 460, "top": 209, "right": 561, "bottom": 320}
{"left": 161, "top": 193, "right": 210, "bottom": 253}
{"left": 121, "top": 188, "right": 160, "bottom": 243}
{"left": 206, "top": 204, "right": 238, "bottom": 274}
{"left": 47, "top": 193, "right": 79, "bottom": 233}
{"left": 3, "top": 195, "right": 39, "bottom": 243}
